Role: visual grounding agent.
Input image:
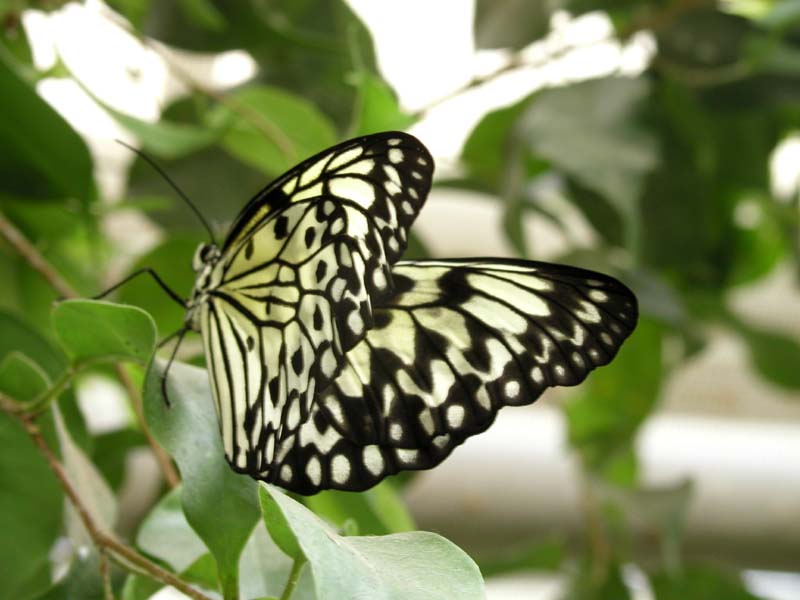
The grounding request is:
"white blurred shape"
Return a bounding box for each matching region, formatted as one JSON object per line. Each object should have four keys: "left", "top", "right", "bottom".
{"left": 76, "top": 375, "right": 130, "bottom": 434}
{"left": 211, "top": 50, "right": 258, "bottom": 88}
{"left": 21, "top": 10, "right": 57, "bottom": 70}
{"left": 49, "top": 2, "right": 169, "bottom": 121}
{"left": 770, "top": 133, "right": 800, "bottom": 201}
{"left": 348, "top": 0, "right": 476, "bottom": 111}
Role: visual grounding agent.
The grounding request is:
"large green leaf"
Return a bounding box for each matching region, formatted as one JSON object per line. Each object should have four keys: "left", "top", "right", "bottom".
{"left": 260, "top": 484, "right": 485, "bottom": 600}
{"left": 0, "top": 353, "right": 63, "bottom": 600}
{"left": 143, "top": 359, "right": 260, "bottom": 598}
{"left": 52, "top": 300, "right": 156, "bottom": 365}
{"left": 136, "top": 486, "right": 208, "bottom": 572}
{"left": 733, "top": 319, "right": 800, "bottom": 391}
{"left": 523, "top": 77, "right": 658, "bottom": 249}
{"left": 208, "top": 85, "right": 337, "bottom": 177}
{"left": 0, "top": 54, "right": 95, "bottom": 202}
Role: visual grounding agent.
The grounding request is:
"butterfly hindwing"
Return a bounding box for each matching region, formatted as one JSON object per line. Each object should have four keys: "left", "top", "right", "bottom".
{"left": 200, "top": 132, "right": 434, "bottom": 476}
{"left": 269, "top": 259, "right": 638, "bottom": 493}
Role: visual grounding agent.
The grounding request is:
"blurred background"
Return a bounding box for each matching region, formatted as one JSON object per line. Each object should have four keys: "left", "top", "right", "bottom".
{"left": 0, "top": 0, "right": 798, "bottom": 599}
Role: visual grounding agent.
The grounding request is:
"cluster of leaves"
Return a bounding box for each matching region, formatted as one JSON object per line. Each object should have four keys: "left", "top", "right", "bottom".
{"left": 0, "top": 0, "right": 798, "bottom": 599}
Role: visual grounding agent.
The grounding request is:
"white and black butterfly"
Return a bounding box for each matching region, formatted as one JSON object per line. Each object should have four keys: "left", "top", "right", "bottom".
{"left": 143, "top": 131, "right": 637, "bottom": 495}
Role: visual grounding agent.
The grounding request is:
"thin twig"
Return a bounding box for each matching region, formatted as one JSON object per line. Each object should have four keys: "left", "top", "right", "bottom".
{"left": 1, "top": 399, "right": 213, "bottom": 600}
{"left": 100, "top": 551, "right": 114, "bottom": 600}
{"left": 0, "top": 211, "right": 78, "bottom": 298}
{"left": 0, "top": 210, "right": 179, "bottom": 487}
{"left": 114, "top": 364, "right": 180, "bottom": 488}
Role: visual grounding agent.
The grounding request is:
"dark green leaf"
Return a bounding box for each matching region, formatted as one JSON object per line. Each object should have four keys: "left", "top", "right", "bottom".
{"left": 478, "top": 538, "right": 565, "bottom": 577}
{"left": 144, "top": 359, "right": 260, "bottom": 596}
{"left": 0, "top": 355, "right": 62, "bottom": 600}
{"left": 261, "top": 484, "right": 485, "bottom": 600}
{"left": 52, "top": 300, "right": 156, "bottom": 364}
{"left": 176, "top": 0, "right": 226, "bottom": 30}
{"left": 92, "top": 428, "right": 147, "bottom": 491}
{"left": 650, "top": 565, "right": 764, "bottom": 600}
{"left": 0, "top": 54, "right": 95, "bottom": 201}
{"left": 733, "top": 319, "right": 800, "bottom": 390}
{"left": 209, "top": 85, "right": 337, "bottom": 177}
{"left": 0, "top": 309, "right": 68, "bottom": 376}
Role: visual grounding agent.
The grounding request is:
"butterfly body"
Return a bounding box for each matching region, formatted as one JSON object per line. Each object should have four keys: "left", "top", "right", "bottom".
{"left": 183, "top": 131, "right": 637, "bottom": 494}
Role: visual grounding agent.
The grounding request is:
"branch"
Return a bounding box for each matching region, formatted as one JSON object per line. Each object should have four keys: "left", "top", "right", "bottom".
{"left": 0, "top": 210, "right": 179, "bottom": 487}
{"left": 0, "top": 211, "right": 78, "bottom": 298}
{"left": 0, "top": 396, "right": 213, "bottom": 600}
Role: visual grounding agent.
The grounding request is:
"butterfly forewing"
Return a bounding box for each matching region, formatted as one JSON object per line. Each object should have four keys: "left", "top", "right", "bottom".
{"left": 267, "top": 259, "right": 638, "bottom": 494}
{"left": 200, "top": 132, "right": 434, "bottom": 476}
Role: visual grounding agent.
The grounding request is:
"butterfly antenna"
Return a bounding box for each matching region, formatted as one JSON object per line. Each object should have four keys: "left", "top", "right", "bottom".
{"left": 115, "top": 139, "right": 218, "bottom": 246}
{"left": 160, "top": 326, "right": 189, "bottom": 408}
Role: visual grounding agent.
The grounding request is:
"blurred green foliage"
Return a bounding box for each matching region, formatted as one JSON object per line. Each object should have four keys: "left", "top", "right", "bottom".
{"left": 0, "top": 0, "right": 798, "bottom": 599}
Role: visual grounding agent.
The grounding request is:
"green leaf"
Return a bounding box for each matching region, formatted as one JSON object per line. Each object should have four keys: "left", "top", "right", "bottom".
{"left": 478, "top": 538, "right": 565, "bottom": 577}
{"left": 110, "top": 109, "right": 222, "bottom": 160}
{"left": 0, "top": 356, "right": 63, "bottom": 600}
{"left": 239, "top": 523, "right": 316, "bottom": 600}
{"left": 650, "top": 565, "right": 764, "bottom": 600}
{"left": 0, "top": 309, "right": 68, "bottom": 376}
{"left": 52, "top": 300, "right": 156, "bottom": 364}
{"left": 523, "top": 77, "right": 658, "bottom": 248}
{"left": 261, "top": 484, "right": 485, "bottom": 600}
{"left": 35, "top": 553, "right": 105, "bottom": 600}
{"left": 350, "top": 74, "right": 415, "bottom": 136}
{"left": 137, "top": 486, "right": 209, "bottom": 572}
{"left": 208, "top": 85, "right": 337, "bottom": 177}
{"left": 177, "top": 0, "right": 226, "bottom": 30}
{"left": 144, "top": 359, "right": 260, "bottom": 598}
{"left": 0, "top": 351, "right": 49, "bottom": 401}
{"left": 305, "top": 480, "right": 414, "bottom": 536}
{"left": 733, "top": 320, "right": 800, "bottom": 390}
{"left": 0, "top": 54, "right": 95, "bottom": 202}
{"left": 120, "top": 574, "right": 162, "bottom": 600}
{"left": 565, "top": 318, "right": 664, "bottom": 475}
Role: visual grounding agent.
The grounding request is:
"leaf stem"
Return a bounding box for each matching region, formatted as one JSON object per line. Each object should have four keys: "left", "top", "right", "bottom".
{"left": 0, "top": 211, "right": 179, "bottom": 487}
{"left": 0, "top": 394, "right": 213, "bottom": 600}
{"left": 280, "top": 558, "right": 306, "bottom": 600}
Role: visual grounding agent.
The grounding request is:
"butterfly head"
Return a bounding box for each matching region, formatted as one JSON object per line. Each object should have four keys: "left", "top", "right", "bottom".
{"left": 186, "top": 242, "right": 221, "bottom": 331}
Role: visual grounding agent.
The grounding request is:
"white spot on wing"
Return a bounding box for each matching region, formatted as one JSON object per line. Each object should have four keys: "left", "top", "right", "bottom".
{"left": 331, "top": 454, "right": 351, "bottom": 484}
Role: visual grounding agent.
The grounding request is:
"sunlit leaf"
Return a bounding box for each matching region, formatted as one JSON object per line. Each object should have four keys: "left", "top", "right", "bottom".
{"left": 261, "top": 484, "right": 485, "bottom": 600}
{"left": 209, "top": 85, "right": 337, "bottom": 177}
{"left": 144, "top": 359, "right": 259, "bottom": 598}
{"left": 52, "top": 300, "right": 156, "bottom": 364}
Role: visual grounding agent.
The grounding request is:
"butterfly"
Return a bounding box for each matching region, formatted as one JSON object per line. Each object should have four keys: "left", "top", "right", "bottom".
{"left": 178, "top": 131, "right": 637, "bottom": 495}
